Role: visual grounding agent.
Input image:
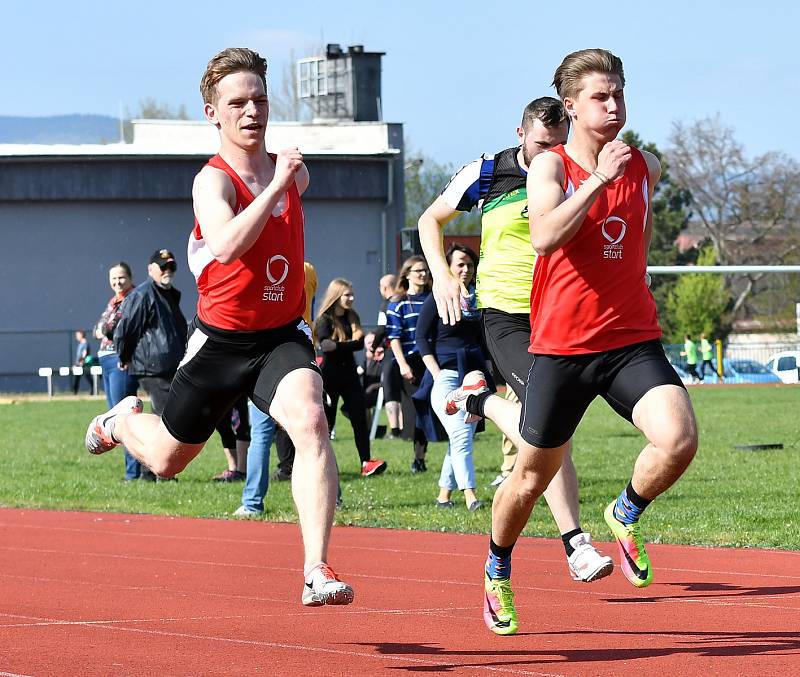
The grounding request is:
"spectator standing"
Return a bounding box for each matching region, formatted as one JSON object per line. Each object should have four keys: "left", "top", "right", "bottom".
{"left": 681, "top": 334, "right": 700, "bottom": 383}
{"left": 360, "top": 332, "right": 384, "bottom": 410}
{"left": 416, "top": 244, "right": 488, "bottom": 511}
{"left": 375, "top": 274, "right": 402, "bottom": 437}
{"left": 72, "top": 331, "right": 94, "bottom": 394}
{"left": 316, "top": 278, "right": 387, "bottom": 477}
{"left": 386, "top": 255, "right": 432, "bottom": 473}
{"left": 234, "top": 401, "right": 277, "bottom": 517}
{"left": 95, "top": 262, "right": 141, "bottom": 481}
{"left": 114, "top": 248, "right": 188, "bottom": 480}
{"left": 212, "top": 396, "right": 250, "bottom": 481}
{"left": 699, "top": 333, "right": 714, "bottom": 380}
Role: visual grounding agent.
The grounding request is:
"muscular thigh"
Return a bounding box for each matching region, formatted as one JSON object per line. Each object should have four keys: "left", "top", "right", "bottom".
{"left": 601, "top": 340, "right": 685, "bottom": 422}
{"left": 481, "top": 310, "right": 532, "bottom": 400}
{"left": 161, "top": 330, "right": 254, "bottom": 444}
{"left": 251, "top": 332, "right": 320, "bottom": 415}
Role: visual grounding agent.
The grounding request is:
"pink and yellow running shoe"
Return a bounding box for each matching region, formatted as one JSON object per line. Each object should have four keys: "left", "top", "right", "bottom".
{"left": 483, "top": 574, "right": 518, "bottom": 635}
{"left": 604, "top": 501, "right": 653, "bottom": 588}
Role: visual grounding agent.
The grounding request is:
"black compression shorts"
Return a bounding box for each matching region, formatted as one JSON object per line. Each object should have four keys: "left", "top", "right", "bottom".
{"left": 519, "top": 339, "right": 685, "bottom": 448}
{"left": 162, "top": 317, "right": 320, "bottom": 444}
{"left": 481, "top": 309, "right": 533, "bottom": 400}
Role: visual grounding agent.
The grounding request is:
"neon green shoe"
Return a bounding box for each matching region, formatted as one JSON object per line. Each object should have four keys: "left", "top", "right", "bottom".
{"left": 604, "top": 501, "right": 653, "bottom": 588}
{"left": 483, "top": 574, "right": 519, "bottom": 635}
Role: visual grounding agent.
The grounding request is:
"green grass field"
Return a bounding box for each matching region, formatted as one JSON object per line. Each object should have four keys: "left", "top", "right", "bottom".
{"left": 0, "top": 386, "right": 797, "bottom": 549}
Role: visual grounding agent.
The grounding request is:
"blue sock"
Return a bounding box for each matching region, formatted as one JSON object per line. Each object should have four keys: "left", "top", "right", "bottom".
{"left": 613, "top": 482, "right": 651, "bottom": 525}
{"left": 485, "top": 538, "right": 514, "bottom": 579}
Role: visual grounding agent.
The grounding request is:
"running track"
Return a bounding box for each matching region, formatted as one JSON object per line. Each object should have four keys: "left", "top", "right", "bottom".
{"left": 1, "top": 508, "right": 798, "bottom": 676}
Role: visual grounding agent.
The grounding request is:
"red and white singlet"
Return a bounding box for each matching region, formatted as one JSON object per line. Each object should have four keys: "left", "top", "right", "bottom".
{"left": 188, "top": 154, "right": 306, "bottom": 331}
{"left": 528, "top": 145, "right": 661, "bottom": 355}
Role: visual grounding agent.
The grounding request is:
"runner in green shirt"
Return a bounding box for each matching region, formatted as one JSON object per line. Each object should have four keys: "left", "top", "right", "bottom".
{"left": 681, "top": 334, "right": 700, "bottom": 383}
{"left": 418, "top": 97, "right": 613, "bottom": 586}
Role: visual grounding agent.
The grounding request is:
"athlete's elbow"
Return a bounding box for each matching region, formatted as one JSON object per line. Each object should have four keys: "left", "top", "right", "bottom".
{"left": 530, "top": 235, "right": 556, "bottom": 257}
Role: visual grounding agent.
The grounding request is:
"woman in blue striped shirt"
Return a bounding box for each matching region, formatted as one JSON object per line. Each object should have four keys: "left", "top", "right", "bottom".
{"left": 386, "top": 255, "right": 432, "bottom": 473}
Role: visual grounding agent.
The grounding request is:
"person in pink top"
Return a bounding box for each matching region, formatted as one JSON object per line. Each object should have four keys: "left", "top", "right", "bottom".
{"left": 445, "top": 48, "right": 698, "bottom": 635}
{"left": 84, "top": 47, "right": 353, "bottom": 607}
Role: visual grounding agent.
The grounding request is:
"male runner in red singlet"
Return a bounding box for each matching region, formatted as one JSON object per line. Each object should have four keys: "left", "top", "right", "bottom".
{"left": 445, "top": 49, "right": 698, "bottom": 635}
{"left": 85, "top": 47, "right": 353, "bottom": 607}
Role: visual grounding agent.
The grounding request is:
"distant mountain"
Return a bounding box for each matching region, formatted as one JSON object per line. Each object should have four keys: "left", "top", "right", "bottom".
{"left": 0, "top": 114, "right": 123, "bottom": 144}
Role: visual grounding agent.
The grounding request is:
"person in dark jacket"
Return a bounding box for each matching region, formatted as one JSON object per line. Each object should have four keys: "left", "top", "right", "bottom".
{"left": 315, "top": 278, "right": 387, "bottom": 478}
{"left": 114, "top": 249, "right": 188, "bottom": 479}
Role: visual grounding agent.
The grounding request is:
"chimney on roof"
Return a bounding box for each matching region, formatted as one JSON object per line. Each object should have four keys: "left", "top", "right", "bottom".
{"left": 297, "top": 44, "right": 384, "bottom": 122}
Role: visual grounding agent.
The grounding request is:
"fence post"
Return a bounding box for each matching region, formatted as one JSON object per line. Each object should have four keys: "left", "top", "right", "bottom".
{"left": 38, "top": 367, "right": 53, "bottom": 397}
{"left": 369, "top": 386, "right": 384, "bottom": 441}
{"left": 715, "top": 339, "right": 724, "bottom": 381}
{"left": 90, "top": 365, "right": 103, "bottom": 396}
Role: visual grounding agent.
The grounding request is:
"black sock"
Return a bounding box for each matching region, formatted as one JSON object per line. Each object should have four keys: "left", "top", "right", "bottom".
{"left": 489, "top": 537, "right": 515, "bottom": 559}
{"left": 561, "top": 528, "right": 583, "bottom": 557}
{"left": 465, "top": 391, "right": 493, "bottom": 417}
{"left": 486, "top": 537, "right": 516, "bottom": 579}
{"left": 613, "top": 481, "right": 653, "bottom": 524}
{"left": 391, "top": 427, "right": 401, "bottom": 436}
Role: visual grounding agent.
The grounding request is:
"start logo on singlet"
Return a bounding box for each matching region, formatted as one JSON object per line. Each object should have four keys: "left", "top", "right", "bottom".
{"left": 263, "top": 254, "right": 289, "bottom": 302}
{"left": 602, "top": 216, "right": 627, "bottom": 260}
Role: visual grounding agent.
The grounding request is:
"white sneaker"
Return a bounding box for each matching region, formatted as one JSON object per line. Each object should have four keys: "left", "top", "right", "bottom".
{"left": 302, "top": 563, "right": 354, "bottom": 606}
{"left": 567, "top": 532, "right": 614, "bottom": 582}
{"left": 85, "top": 395, "right": 143, "bottom": 455}
{"left": 444, "top": 370, "right": 489, "bottom": 423}
{"left": 233, "top": 505, "right": 262, "bottom": 519}
{"left": 489, "top": 474, "right": 507, "bottom": 487}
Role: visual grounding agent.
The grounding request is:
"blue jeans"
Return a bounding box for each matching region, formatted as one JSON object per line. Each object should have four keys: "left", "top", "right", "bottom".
{"left": 100, "top": 353, "right": 140, "bottom": 480}
{"left": 430, "top": 369, "right": 478, "bottom": 491}
{"left": 241, "top": 402, "right": 276, "bottom": 513}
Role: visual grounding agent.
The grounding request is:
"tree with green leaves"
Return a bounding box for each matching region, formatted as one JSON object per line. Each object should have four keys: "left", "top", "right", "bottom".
{"left": 667, "top": 116, "right": 800, "bottom": 324}
{"left": 664, "top": 246, "right": 732, "bottom": 341}
{"left": 620, "top": 130, "right": 693, "bottom": 323}
{"left": 404, "top": 150, "right": 481, "bottom": 233}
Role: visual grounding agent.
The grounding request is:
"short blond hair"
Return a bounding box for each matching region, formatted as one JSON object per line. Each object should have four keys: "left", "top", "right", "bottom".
{"left": 552, "top": 49, "right": 625, "bottom": 101}
{"left": 200, "top": 47, "right": 267, "bottom": 104}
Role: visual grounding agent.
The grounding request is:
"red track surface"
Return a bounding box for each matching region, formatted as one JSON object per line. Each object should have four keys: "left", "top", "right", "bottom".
{"left": 1, "top": 507, "right": 798, "bottom": 676}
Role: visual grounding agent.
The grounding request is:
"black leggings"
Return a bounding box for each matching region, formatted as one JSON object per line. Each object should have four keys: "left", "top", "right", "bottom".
{"left": 399, "top": 352, "right": 428, "bottom": 459}
{"left": 215, "top": 396, "right": 251, "bottom": 450}
{"left": 322, "top": 368, "right": 371, "bottom": 464}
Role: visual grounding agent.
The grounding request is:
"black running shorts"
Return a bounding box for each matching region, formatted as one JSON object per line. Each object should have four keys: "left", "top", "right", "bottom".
{"left": 162, "top": 317, "right": 321, "bottom": 444}
{"left": 519, "top": 339, "right": 685, "bottom": 449}
{"left": 481, "top": 309, "right": 533, "bottom": 400}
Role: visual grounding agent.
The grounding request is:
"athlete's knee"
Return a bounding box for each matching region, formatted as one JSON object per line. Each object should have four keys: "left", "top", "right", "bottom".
{"left": 282, "top": 403, "right": 328, "bottom": 443}
{"left": 657, "top": 422, "right": 698, "bottom": 465}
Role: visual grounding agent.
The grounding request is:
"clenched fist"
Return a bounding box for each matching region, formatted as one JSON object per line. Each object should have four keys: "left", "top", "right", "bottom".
{"left": 596, "top": 139, "right": 632, "bottom": 182}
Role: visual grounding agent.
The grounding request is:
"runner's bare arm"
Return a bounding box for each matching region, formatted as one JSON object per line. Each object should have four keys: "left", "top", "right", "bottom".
{"left": 418, "top": 196, "right": 467, "bottom": 326}
{"left": 295, "top": 162, "right": 310, "bottom": 196}
{"left": 192, "top": 147, "right": 303, "bottom": 264}
{"left": 642, "top": 150, "right": 661, "bottom": 257}
{"left": 528, "top": 140, "right": 631, "bottom": 256}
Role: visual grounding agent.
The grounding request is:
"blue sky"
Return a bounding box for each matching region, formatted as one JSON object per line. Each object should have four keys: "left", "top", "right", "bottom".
{"left": 3, "top": 0, "right": 797, "bottom": 166}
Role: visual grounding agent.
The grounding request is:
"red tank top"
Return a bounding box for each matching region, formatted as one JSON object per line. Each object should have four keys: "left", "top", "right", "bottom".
{"left": 529, "top": 145, "right": 661, "bottom": 355}
{"left": 188, "top": 154, "right": 306, "bottom": 331}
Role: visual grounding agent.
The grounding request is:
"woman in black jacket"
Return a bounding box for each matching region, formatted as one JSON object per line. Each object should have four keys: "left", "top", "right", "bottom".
{"left": 316, "top": 278, "right": 386, "bottom": 477}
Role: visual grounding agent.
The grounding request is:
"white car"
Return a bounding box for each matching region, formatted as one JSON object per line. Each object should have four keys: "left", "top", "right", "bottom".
{"left": 765, "top": 351, "right": 800, "bottom": 384}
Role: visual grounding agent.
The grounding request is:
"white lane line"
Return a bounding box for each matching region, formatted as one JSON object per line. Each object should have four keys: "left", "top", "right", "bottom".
{"left": 4, "top": 543, "right": 800, "bottom": 587}
{"left": 2, "top": 554, "right": 799, "bottom": 618}
{"left": 0, "top": 609, "right": 565, "bottom": 677}
{"left": 1, "top": 528, "right": 798, "bottom": 583}
{"left": 91, "top": 624, "right": 567, "bottom": 677}
{"left": 0, "top": 672, "right": 34, "bottom": 677}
